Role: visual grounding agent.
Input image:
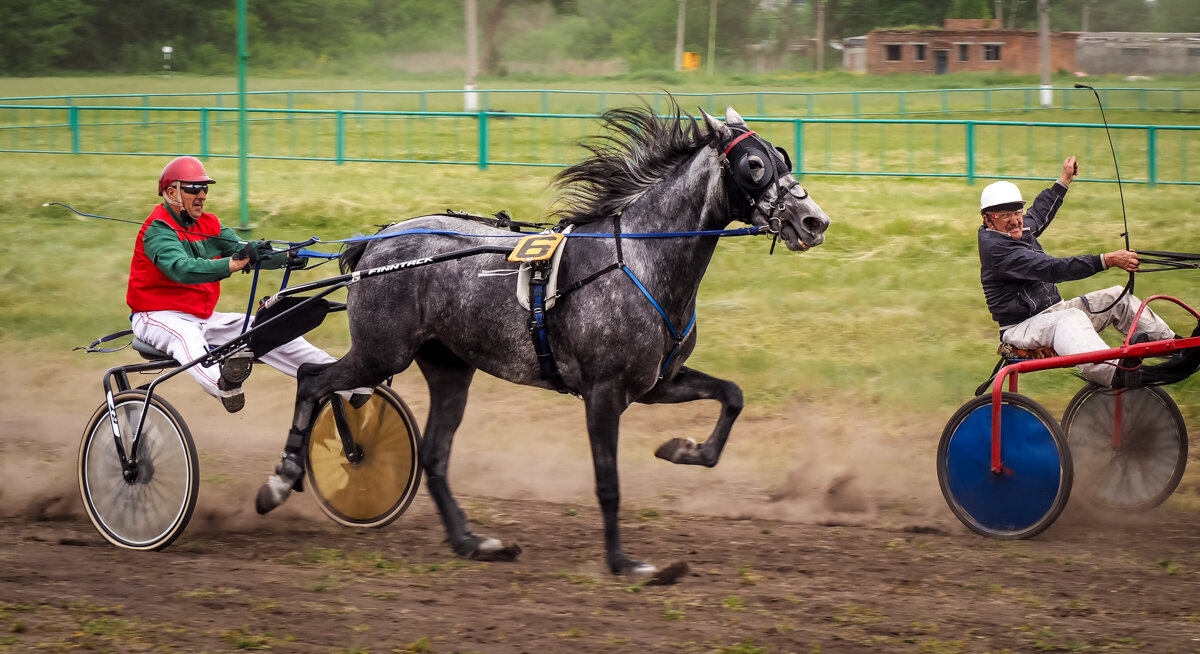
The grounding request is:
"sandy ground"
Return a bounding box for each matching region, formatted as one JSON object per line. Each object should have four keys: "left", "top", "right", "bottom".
{"left": 2, "top": 349, "right": 1200, "bottom": 652}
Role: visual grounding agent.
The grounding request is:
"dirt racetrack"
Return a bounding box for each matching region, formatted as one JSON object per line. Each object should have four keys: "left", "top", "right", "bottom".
{"left": 3, "top": 352, "right": 1200, "bottom": 653}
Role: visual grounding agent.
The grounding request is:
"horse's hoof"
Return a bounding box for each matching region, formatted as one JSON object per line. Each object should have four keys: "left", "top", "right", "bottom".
{"left": 477, "top": 537, "right": 503, "bottom": 553}
{"left": 469, "top": 539, "right": 522, "bottom": 562}
{"left": 654, "top": 438, "right": 707, "bottom": 466}
{"left": 611, "top": 557, "right": 657, "bottom": 577}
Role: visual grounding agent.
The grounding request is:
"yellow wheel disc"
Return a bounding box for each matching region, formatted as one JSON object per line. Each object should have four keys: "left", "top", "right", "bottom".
{"left": 306, "top": 386, "right": 421, "bottom": 527}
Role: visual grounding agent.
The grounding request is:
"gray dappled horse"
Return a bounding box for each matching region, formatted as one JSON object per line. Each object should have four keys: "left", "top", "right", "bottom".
{"left": 289, "top": 103, "right": 831, "bottom": 576}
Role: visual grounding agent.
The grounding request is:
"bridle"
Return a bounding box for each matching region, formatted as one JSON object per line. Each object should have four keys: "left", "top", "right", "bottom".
{"left": 718, "top": 126, "right": 807, "bottom": 254}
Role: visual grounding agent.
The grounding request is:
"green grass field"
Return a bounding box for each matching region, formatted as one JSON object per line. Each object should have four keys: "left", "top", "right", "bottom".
{"left": 2, "top": 73, "right": 1199, "bottom": 431}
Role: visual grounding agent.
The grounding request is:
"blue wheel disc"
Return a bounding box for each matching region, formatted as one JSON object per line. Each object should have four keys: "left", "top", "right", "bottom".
{"left": 940, "top": 393, "right": 1070, "bottom": 538}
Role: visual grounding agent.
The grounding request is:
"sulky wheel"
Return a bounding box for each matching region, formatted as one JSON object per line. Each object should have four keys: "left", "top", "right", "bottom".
{"left": 1062, "top": 384, "right": 1187, "bottom": 512}
{"left": 938, "top": 392, "right": 1072, "bottom": 539}
{"left": 78, "top": 390, "right": 199, "bottom": 551}
{"left": 306, "top": 385, "right": 422, "bottom": 528}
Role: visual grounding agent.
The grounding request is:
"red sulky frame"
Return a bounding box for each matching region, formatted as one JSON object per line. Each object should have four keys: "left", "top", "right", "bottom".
{"left": 988, "top": 295, "right": 1200, "bottom": 474}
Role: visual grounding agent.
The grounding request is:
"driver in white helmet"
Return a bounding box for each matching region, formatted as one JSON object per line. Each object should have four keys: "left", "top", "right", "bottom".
{"left": 978, "top": 156, "right": 1187, "bottom": 387}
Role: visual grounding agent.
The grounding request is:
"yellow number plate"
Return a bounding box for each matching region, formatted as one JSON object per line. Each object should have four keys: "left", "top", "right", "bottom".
{"left": 507, "top": 233, "right": 565, "bottom": 263}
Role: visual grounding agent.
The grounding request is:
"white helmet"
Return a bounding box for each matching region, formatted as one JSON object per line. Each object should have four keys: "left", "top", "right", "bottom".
{"left": 980, "top": 181, "right": 1024, "bottom": 212}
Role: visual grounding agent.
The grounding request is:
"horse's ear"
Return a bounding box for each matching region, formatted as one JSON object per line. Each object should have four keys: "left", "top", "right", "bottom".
{"left": 700, "top": 108, "right": 730, "bottom": 142}
{"left": 724, "top": 106, "right": 747, "bottom": 127}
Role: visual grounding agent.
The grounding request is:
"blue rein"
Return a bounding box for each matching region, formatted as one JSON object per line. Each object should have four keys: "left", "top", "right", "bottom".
{"left": 291, "top": 224, "right": 770, "bottom": 259}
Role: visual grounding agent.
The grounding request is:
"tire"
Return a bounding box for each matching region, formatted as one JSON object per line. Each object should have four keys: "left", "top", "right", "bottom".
{"left": 78, "top": 390, "right": 198, "bottom": 551}
{"left": 1062, "top": 383, "right": 1187, "bottom": 512}
{"left": 938, "top": 392, "right": 1072, "bottom": 539}
{"left": 305, "top": 385, "right": 422, "bottom": 528}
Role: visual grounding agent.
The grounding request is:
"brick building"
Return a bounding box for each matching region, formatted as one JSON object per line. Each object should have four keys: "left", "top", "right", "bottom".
{"left": 865, "top": 19, "right": 1077, "bottom": 75}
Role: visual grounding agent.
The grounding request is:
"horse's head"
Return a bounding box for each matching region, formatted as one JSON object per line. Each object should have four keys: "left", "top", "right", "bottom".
{"left": 702, "top": 107, "right": 830, "bottom": 252}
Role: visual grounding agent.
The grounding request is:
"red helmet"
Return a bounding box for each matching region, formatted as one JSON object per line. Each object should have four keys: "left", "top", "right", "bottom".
{"left": 158, "top": 156, "right": 216, "bottom": 196}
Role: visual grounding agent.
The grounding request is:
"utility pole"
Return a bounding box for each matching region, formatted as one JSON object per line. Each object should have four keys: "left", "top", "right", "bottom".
{"left": 465, "top": 0, "right": 479, "bottom": 111}
{"left": 675, "top": 0, "right": 687, "bottom": 72}
{"left": 1038, "top": 0, "right": 1051, "bottom": 107}
{"left": 706, "top": 0, "right": 717, "bottom": 75}
{"left": 815, "top": 0, "right": 825, "bottom": 72}
{"left": 1081, "top": 2, "right": 1090, "bottom": 32}
{"left": 994, "top": 0, "right": 1003, "bottom": 27}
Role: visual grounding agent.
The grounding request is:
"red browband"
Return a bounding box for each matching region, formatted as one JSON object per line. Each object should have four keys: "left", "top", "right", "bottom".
{"left": 722, "top": 130, "right": 756, "bottom": 156}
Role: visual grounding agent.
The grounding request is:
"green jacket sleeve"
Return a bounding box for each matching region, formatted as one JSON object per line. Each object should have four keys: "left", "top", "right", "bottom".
{"left": 143, "top": 220, "right": 233, "bottom": 284}
{"left": 216, "top": 227, "right": 243, "bottom": 257}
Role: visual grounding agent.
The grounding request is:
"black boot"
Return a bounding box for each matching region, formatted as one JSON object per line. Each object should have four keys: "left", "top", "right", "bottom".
{"left": 1118, "top": 327, "right": 1200, "bottom": 388}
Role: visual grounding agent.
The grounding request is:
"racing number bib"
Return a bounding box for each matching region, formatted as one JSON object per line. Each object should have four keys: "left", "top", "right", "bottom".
{"left": 507, "top": 233, "right": 565, "bottom": 263}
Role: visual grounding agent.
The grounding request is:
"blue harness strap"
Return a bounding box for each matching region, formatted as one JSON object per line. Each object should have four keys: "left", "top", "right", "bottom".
{"left": 621, "top": 265, "right": 697, "bottom": 378}
{"left": 528, "top": 262, "right": 571, "bottom": 394}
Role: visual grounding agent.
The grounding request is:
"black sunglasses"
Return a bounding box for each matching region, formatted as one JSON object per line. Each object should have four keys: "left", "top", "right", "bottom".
{"left": 179, "top": 183, "right": 209, "bottom": 194}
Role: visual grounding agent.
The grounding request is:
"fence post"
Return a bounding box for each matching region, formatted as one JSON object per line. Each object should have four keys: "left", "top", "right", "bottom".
{"left": 853, "top": 93, "right": 860, "bottom": 118}
{"left": 478, "top": 111, "right": 489, "bottom": 170}
{"left": 69, "top": 106, "right": 80, "bottom": 154}
{"left": 336, "top": 112, "right": 344, "bottom": 165}
{"left": 965, "top": 121, "right": 975, "bottom": 185}
{"left": 142, "top": 95, "right": 150, "bottom": 127}
{"left": 757, "top": 93, "right": 764, "bottom": 117}
{"left": 793, "top": 119, "right": 803, "bottom": 180}
{"left": 200, "top": 109, "right": 209, "bottom": 158}
{"left": 1147, "top": 126, "right": 1156, "bottom": 188}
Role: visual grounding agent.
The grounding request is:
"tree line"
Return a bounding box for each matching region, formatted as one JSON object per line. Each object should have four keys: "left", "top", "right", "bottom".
{"left": 0, "top": 0, "right": 1195, "bottom": 77}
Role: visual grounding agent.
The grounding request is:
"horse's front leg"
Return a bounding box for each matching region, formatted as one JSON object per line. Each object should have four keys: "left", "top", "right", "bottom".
{"left": 639, "top": 367, "right": 743, "bottom": 467}
{"left": 584, "top": 386, "right": 654, "bottom": 576}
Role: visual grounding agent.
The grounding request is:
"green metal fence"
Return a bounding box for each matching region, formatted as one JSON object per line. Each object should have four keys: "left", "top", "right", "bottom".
{"left": 2, "top": 86, "right": 1197, "bottom": 119}
{"left": 2, "top": 105, "right": 1197, "bottom": 186}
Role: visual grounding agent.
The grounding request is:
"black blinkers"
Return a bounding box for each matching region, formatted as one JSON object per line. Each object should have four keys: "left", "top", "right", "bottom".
{"left": 720, "top": 127, "right": 793, "bottom": 219}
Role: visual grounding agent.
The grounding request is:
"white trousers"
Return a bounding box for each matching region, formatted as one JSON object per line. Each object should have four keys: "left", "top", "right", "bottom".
{"left": 1001, "top": 286, "right": 1174, "bottom": 386}
{"left": 131, "top": 310, "right": 341, "bottom": 398}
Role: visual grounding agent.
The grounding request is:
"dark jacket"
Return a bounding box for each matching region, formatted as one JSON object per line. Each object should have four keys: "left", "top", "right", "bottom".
{"left": 978, "top": 182, "right": 1106, "bottom": 329}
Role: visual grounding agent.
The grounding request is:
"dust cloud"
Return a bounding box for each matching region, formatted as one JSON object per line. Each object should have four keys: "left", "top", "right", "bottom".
{"left": 0, "top": 347, "right": 957, "bottom": 537}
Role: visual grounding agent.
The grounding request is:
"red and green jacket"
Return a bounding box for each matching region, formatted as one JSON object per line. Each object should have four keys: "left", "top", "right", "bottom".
{"left": 126, "top": 203, "right": 241, "bottom": 318}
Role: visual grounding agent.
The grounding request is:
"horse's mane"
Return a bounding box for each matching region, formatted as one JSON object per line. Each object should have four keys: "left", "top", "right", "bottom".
{"left": 551, "top": 99, "right": 715, "bottom": 225}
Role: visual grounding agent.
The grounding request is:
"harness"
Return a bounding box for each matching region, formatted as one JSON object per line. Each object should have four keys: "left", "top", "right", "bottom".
{"left": 717, "top": 127, "right": 805, "bottom": 254}
{"left": 520, "top": 127, "right": 802, "bottom": 395}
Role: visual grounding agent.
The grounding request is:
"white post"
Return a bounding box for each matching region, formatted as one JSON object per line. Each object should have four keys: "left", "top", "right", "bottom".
{"left": 464, "top": 0, "right": 479, "bottom": 112}
{"left": 1038, "top": 0, "right": 1052, "bottom": 108}
{"left": 675, "top": 0, "right": 687, "bottom": 72}
{"left": 161, "top": 46, "right": 172, "bottom": 77}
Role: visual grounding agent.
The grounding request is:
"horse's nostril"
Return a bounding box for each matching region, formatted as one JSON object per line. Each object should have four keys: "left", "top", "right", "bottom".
{"left": 802, "top": 215, "right": 828, "bottom": 234}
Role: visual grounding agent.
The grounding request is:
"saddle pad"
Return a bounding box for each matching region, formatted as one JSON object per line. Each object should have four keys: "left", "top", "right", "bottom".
{"left": 516, "top": 225, "right": 573, "bottom": 311}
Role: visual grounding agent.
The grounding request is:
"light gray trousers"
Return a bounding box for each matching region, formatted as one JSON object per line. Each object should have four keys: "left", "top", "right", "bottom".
{"left": 1001, "top": 286, "right": 1174, "bottom": 386}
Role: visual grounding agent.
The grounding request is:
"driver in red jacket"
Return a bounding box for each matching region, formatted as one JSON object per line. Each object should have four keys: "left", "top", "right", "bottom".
{"left": 128, "top": 156, "right": 368, "bottom": 512}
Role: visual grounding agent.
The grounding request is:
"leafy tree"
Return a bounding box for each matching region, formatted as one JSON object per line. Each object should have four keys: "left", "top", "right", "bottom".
{"left": 0, "top": 0, "right": 91, "bottom": 74}
{"left": 947, "top": 0, "right": 992, "bottom": 19}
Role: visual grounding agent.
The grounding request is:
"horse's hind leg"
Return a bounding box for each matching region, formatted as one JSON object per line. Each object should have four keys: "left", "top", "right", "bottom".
{"left": 256, "top": 352, "right": 387, "bottom": 514}
{"left": 415, "top": 341, "right": 517, "bottom": 561}
{"left": 639, "top": 367, "right": 743, "bottom": 467}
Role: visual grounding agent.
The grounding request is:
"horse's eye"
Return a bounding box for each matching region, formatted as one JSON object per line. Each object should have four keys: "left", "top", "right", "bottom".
{"left": 745, "top": 156, "right": 765, "bottom": 181}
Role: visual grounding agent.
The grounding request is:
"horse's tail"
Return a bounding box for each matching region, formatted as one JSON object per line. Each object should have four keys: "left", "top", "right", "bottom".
{"left": 339, "top": 239, "right": 368, "bottom": 274}
{"left": 340, "top": 224, "right": 396, "bottom": 273}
